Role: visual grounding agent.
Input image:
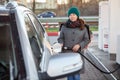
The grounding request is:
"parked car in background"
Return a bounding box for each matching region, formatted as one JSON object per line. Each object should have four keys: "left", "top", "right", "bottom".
{"left": 37, "top": 11, "right": 56, "bottom": 18}
{"left": 0, "top": 1, "right": 83, "bottom": 80}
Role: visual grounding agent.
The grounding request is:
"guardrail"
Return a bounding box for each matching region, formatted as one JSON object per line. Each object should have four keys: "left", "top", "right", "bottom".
{"left": 39, "top": 16, "right": 98, "bottom": 26}
{"left": 39, "top": 16, "right": 99, "bottom": 36}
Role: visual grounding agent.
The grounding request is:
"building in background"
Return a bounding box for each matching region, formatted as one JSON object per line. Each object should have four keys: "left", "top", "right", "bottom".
{"left": 0, "top": 0, "right": 106, "bottom": 16}
{"left": 0, "top": 0, "right": 27, "bottom": 5}
{"left": 33, "top": 0, "right": 57, "bottom": 14}
{"left": 27, "top": 0, "right": 69, "bottom": 16}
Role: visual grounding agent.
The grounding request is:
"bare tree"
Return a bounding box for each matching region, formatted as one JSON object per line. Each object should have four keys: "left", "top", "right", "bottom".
{"left": 6, "top": 0, "right": 9, "bottom": 2}
{"left": 0, "top": 0, "right": 7, "bottom": 4}
{"left": 32, "top": 0, "right": 35, "bottom": 13}
{"left": 29, "top": 0, "right": 108, "bottom": 16}
{"left": 66, "top": 0, "right": 103, "bottom": 16}
{"left": 77, "top": 0, "right": 96, "bottom": 16}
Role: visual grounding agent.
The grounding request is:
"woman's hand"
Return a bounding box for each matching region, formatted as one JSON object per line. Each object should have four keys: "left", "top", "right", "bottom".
{"left": 72, "top": 44, "right": 80, "bottom": 52}
{"left": 60, "top": 44, "right": 63, "bottom": 47}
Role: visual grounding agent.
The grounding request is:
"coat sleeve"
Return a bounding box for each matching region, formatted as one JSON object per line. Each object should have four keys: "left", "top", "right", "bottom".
{"left": 57, "top": 26, "right": 64, "bottom": 44}
{"left": 79, "top": 28, "right": 90, "bottom": 50}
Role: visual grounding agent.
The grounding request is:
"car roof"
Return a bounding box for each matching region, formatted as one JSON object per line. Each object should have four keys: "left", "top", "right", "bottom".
{"left": 0, "top": 6, "right": 9, "bottom": 15}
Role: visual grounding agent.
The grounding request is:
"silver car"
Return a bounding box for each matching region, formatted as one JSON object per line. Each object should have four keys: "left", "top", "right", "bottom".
{"left": 0, "top": 1, "right": 83, "bottom": 80}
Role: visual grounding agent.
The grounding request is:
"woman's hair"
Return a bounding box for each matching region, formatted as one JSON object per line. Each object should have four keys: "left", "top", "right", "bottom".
{"left": 78, "top": 18, "right": 85, "bottom": 30}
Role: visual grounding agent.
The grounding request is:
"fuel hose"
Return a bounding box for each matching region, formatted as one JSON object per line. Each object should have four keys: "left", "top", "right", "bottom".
{"left": 77, "top": 50, "right": 120, "bottom": 74}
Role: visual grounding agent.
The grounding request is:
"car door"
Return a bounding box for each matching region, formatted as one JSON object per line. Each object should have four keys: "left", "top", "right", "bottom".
{"left": 24, "top": 11, "right": 83, "bottom": 80}
{"left": 25, "top": 12, "right": 52, "bottom": 73}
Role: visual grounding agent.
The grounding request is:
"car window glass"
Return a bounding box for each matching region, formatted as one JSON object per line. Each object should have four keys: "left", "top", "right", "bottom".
{"left": 0, "top": 16, "right": 25, "bottom": 79}
{"left": 0, "top": 23, "right": 21, "bottom": 79}
{"left": 27, "top": 13, "right": 45, "bottom": 50}
{"left": 24, "top": 14, "right": 42, "bottom": 70}
{"left": 28, "top": 13, "right": 45, "bottom": 37}
{"left": 0, "top": 24, "right": 10, "bottom": 80}
{"left": 10, "top": 12, "right": 27, "bottom": 78}
{"left": 8, "top": 24, "right": 19, "bottom": 79}
{"left": 28, "top": 13, "right": 48, "bottom": 44}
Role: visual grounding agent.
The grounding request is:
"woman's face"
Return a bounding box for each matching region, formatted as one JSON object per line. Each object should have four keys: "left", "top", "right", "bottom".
{"left": 69, "top": 13, "right": 78, "bottom": 22}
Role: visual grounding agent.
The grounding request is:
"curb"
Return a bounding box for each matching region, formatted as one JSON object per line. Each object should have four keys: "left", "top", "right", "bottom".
{"left": 47, "top": 31, "right": 98, "bottom": 36}
{"left": 47, "top": 32, "right": 58, "bottom": 36}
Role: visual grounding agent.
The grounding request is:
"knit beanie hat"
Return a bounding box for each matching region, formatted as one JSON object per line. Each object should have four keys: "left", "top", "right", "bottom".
{"left": 67, "top": 6, "right": 80, "bottom": 17}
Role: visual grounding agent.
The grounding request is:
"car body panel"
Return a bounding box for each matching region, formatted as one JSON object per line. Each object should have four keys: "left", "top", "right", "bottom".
{"left": 47, "top": 53, "right": 83, "bottom": 77}
{"left": 15, "top": 6, "right": 39, "bottom": 79}
{"left": 0, "top": 1, "right": 83, "bottom": 80}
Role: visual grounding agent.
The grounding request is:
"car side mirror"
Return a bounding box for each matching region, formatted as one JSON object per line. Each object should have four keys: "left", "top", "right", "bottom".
{"left": 40, "top": 53, "right": 83, "bottom": 80}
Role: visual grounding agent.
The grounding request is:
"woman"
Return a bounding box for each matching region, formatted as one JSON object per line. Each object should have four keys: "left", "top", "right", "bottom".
{"left": 57, "top": 6, "right": 90, "bottom": 80}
